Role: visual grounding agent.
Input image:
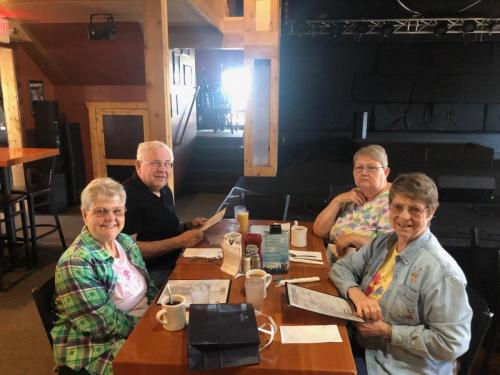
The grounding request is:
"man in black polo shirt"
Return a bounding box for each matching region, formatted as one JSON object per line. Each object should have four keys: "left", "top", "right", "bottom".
{"left": 122, "top": 141, "right": 206, "bottom": 287}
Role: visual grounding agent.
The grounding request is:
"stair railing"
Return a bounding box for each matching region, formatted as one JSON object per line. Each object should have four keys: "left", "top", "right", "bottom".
{"left": 174, "top": 85, "right": 200, "bottom": 146}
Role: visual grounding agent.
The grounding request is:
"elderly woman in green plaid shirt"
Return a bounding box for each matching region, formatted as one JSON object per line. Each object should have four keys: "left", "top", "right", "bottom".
{"left": 51, "top": 178, "right": 157, "bottom": 375}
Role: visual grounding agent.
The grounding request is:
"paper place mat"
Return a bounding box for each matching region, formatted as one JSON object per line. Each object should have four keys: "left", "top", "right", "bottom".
{"left": 280, "top": 325, "right": 342, "bottom": 344}
{"left": 183, "top": 248, "right": 223, "bottom": 259}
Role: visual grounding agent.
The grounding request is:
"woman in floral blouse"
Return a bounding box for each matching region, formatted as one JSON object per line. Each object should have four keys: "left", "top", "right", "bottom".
{"left": 313, "top": 144, "right": 392, "bottom": 261}
{"left": 51, "top": 178, "right": 157, "bottom": 375}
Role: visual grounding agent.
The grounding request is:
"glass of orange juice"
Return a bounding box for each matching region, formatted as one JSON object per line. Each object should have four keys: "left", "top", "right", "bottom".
{"left": 236, "top": 210, "right": 249, "bottom": 234}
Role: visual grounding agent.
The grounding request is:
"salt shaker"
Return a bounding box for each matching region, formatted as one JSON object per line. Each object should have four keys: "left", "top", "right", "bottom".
{"left": 243, "top": 255, "right": 252, "bottom": 272}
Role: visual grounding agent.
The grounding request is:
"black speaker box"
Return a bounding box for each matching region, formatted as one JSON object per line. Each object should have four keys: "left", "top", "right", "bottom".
{"left": 59, "top": 123, "right": 86, "bottom": 206}
{"left": 33, "top": 100, "right": 60, "bottom": 148}
{"left": 438, "top": 176, "right": 495, "bottom": 202}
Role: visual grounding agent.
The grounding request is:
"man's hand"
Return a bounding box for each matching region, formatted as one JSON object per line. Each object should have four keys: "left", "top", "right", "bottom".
{"left": 348, "top": 287, "right": 383, "bottom": 321}
{"left": 355, "top": 320, "right": 392, "bottom": 340}
{"left": 178, "top": 229, "right": 203, "bottom": 248}
{"left": 190, "top": 217, "right": 208, "bottom": 228}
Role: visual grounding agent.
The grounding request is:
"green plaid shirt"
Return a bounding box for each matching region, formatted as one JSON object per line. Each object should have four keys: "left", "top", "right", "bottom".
{"left": 51, "top": 227, "right": 157, "bottom": 375}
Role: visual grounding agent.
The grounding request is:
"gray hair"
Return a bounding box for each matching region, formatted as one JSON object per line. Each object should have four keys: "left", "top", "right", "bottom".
{"left": 353, "top": 144, "right": 388, "bottom": 168}
{"left": 389, "top": 173, "right": 439, "bottom": 210}
{"left": 81, "top": 177, "right": 126, "bottom": 210}
{"left": 136, "top": 141, "right": 173, "bottom": 161}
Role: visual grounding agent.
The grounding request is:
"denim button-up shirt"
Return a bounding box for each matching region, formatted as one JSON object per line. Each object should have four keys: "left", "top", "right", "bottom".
{"left": 330, "top": 230, "right": 472, "bottom": 375}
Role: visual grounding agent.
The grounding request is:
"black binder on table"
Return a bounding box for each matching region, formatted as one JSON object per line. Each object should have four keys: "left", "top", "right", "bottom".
{"left": 187, "top": 303, "right": 260, "bottom": 371}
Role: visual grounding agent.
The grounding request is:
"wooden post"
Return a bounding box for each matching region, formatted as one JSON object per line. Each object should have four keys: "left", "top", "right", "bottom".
{"left": 242, "top": 0, "right": 280, "bottom": 176}
{"left": 143, "top": 0, "right": 175, "bottom": 189}
{"left": 0, "top": 47, "right": 24, "bottom": 185}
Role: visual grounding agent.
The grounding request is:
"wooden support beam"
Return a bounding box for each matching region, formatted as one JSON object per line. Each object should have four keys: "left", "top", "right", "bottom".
{"left": 0, "top": 47, "right": 24, "bottom": 185}
{"left": 241, "top": 0, "right": 280, "bottom": 177}
{"left": 190, "top": 0, "right": 227, "bottom": 29}
{"left": 143, "top": 0, "right": 175, "bottom": 189}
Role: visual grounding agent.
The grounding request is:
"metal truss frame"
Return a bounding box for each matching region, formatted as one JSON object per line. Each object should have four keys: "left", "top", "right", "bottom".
{"left": 287, "top": 18, "right": 500, "bottom": 37}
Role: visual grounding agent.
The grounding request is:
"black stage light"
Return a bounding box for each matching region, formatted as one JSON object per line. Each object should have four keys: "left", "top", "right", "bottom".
{"left": 434, "top": 21, "right": 448, "bottom": 37}
{"left": 488, "top": 21, "right": 500, "bottom": 34}
{"left": 381, "top": 22, "right": 395, "bottom": 37}
{"left": 88, "top": 14, "right": 116, "bottom": 40}
{"left": 462, "top": 20, "right": 477, "bottom": 33}
{"left": 355, "top": 22, "right": 369, "bottom": 34}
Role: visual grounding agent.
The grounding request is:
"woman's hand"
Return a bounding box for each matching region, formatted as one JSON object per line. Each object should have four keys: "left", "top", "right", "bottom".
{"left": 313, "top": 189, "right": 366, "bottom": 239}
{"left": 334, "top": 189, "right": 367, "bottom": 207}
{"left": 355, "top": 320, "right": 392, "bottom": 340}
{"left": 347, "top": 287, "right": 383, "bottom": 321}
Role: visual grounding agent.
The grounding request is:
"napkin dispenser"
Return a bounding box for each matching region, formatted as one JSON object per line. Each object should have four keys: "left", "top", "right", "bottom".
{"left": 188, "top": 304, "right": 260, "bottom": 371}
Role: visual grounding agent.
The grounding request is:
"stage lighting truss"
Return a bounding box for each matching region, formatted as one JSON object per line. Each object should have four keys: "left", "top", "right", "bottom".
{"left": 288, "top": 18, "right": 500, "bottom": 37}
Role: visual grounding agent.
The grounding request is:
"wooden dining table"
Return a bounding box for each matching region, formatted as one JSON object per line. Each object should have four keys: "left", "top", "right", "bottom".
{"left": 113, "top": 220, "right": 357, "bottom": 375}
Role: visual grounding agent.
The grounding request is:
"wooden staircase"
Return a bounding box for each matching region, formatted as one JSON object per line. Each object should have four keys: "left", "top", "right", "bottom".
{"left": 182, "top": 135, "right": 243, "bottom": 193}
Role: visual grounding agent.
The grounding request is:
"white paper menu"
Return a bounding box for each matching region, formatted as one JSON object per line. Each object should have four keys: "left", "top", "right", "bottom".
{"left": 199, "top": 207, "right": 226, "bottom": 232}
{"left": 286, "top": 283, "right": 364, "bottom": 323}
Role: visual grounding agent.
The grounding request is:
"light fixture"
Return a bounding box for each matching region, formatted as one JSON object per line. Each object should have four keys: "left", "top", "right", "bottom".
{"left": 381, "top": 22, "right": 395, "bottom": 37}
{"left": 87, "top": 14, "right": 116, "bottom": 40}
{"left": 355, "top": 22, "right": 368, "bottom": 34}
{"left": 434, "top": 21, "right": 448, "bottom": 37}
{"left": 462, "top": 20, "right": 477, "bottom": 33}
{"left": 488, "top": 21, "right": 500, "bottom": 34}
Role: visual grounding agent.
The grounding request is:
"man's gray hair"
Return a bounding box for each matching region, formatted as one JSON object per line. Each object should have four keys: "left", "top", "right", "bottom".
{"left": 136, "top": 141, "right": 173, "bottom": 161}
{"left": 81, "top": 177, "right": 126, "bottom": 210}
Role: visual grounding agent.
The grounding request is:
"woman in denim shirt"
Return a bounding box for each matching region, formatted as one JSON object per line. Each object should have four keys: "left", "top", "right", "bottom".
{"left": 331, "top": 173, "right": 472, "bottom": 375}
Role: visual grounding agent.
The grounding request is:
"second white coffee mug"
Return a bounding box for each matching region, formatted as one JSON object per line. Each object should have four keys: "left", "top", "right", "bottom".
{"left": 245, "top": 269, "right": 272, "bottom": 298}
{"left": 291, "top": 225, "right": 308, "bottom": 247}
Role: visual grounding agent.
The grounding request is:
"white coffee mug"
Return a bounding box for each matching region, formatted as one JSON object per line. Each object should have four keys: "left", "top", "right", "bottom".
{"left": 291, "top": 225, "right": 308, "bottom": 247}
{"left": 155, "top": 294, "right": 186, "bottom": 331}
{"left": 245, "top": 269, "right": 272, "bottom": 298}
{"left": 223, "top": 232, "right": 242, "bottom": 245}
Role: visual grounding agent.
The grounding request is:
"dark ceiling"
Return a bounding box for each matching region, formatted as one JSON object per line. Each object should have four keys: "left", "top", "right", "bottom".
{"left": 286, "top": 0, "right": 500, "bottom": 20}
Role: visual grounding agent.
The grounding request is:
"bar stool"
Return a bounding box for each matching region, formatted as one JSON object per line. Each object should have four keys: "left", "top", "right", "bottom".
{"left": 12, "top": 157, "right": 67, "bottom": 264}
{"left": 0, "top": 192, "right": 31, "bottom": 291}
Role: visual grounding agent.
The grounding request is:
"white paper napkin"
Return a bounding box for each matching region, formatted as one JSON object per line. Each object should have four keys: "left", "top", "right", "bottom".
{"left": 183, "top": 248, "right": 223, "bottom": 259}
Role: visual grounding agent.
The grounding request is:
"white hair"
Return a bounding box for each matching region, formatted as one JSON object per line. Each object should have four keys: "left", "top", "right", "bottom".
{"left": 81, "top": 177, "right": 126, "bottom": 210}
{"left": 136, "top": 141, "right": 173, "bottom": 161}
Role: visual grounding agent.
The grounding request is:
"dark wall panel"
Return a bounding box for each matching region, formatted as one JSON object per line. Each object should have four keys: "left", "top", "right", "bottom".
{"left": 374, "top": 103, "right": 430, "bottom": 131}
{"left": 485, "top": 103, "right": 500, "bottom": 131}
{"left": 377, "top": 45, "right": 413, "bottom": 74}
{"left": 432, "top": 104, "right": 485, "bottom": 131}
{"left": 412, "top": 75, "right": 460, "bottom": 102}
{"left": 353, "top": 74, "right": 412, "bottom": 102}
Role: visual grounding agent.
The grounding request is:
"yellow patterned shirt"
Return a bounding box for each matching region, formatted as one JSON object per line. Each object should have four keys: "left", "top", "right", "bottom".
{"left": 364, "top": 243, "right": 398, "bottom": 301}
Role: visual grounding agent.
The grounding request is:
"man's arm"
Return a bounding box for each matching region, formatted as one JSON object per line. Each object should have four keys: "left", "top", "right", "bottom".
{"left": 134, "top": 229, "right": 204, "bottom": 259}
